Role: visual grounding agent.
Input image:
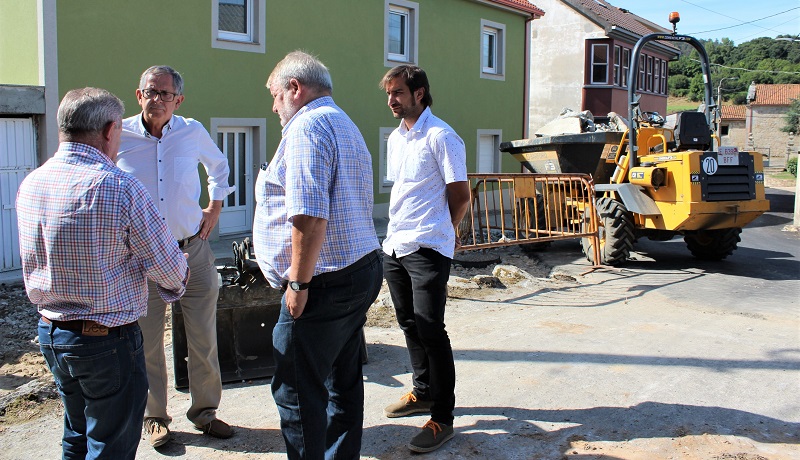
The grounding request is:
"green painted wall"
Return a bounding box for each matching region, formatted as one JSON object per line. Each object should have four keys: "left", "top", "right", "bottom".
{"left": 53, "top": 0, "right": 529, "bottom": 205}
{"left": 0, "top": 0, "right": 39, "bottom": 85}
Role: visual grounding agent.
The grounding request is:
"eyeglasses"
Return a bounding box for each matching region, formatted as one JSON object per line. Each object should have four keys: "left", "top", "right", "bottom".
{"left": 141, "top": 88, "right": 178, "bottom": 102}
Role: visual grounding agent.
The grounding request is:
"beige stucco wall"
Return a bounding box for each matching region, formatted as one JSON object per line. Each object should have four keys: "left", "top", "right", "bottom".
{"left": 720, "top": 120, "right": 747, "bottom": 151}
{"left": 528, "top": 0, "right": 604, "bottom": 134}
{"left": 748, "top": 106, "right": 796, "bottom": 167}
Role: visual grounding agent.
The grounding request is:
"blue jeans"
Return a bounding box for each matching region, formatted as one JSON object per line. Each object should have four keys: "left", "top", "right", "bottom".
{"left": 271, "top": 251, "right": 383, "bottom": 460}
{"left": 38, "top": 319, "right": 148, "bottom": 460}
{"left": 383, "top": 247, "right": 455, "bottom": 425}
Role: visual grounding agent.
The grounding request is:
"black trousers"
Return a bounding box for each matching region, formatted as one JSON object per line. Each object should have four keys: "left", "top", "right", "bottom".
{"left": 383, "top": 247, "right": 455, "bottom": 425}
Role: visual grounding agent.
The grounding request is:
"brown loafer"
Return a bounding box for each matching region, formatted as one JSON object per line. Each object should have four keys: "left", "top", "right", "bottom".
{"left": 195, "top": 419, "right": 234, "bottom": 439}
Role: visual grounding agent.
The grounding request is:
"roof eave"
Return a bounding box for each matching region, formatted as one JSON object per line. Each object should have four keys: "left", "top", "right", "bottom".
{"left": 608, "top": 26, "right": 680, "bottom": 58}
{"left": 472, "top": 0, "right": 545, "bottom": 18}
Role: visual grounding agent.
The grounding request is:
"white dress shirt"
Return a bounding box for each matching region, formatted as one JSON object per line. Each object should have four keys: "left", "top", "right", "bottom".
{"left": 118, "top": 114, "right": 235, "bottom": 240}
{"left": 383, "top": 107, "right": 468, "bottom": 259}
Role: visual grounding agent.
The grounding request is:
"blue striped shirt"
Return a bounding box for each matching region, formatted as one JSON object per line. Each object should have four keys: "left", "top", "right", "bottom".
{"left": 16, "top": 143, "right": 189, "bottom": 327}
{"left": 253, "top": 96, "right": 379, "bottom": 288}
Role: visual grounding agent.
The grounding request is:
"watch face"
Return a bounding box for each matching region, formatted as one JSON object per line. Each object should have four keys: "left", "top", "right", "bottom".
{"left": 289, "top": 281, "right": 308, "bottom": 291}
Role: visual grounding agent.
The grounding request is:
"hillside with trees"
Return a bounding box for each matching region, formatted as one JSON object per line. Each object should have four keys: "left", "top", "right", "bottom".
{"left": 668, "top": 36, "right": 800, "bottom": 105}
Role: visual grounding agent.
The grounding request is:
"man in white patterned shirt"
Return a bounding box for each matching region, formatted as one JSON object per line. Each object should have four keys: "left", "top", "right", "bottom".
{"left": 379, "top": 65, "right": 471, "bottom": 453}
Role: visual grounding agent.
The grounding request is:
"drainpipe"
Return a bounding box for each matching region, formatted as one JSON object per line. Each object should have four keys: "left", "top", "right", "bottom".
{"left": 523, "top": 15, "right": 533, "bottom": 140}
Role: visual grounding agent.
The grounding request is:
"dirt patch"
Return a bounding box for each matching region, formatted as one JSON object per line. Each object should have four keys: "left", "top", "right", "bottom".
{"left": 0, "top": 282, "right": 56, "bottom": 427}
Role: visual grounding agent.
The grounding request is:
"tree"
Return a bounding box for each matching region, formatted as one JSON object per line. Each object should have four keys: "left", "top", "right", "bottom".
{"left": 782, "top": 98, "right": 800, "bottom": 134}
{"left": 668, "top": 37, "right": 800, "bottom": 101}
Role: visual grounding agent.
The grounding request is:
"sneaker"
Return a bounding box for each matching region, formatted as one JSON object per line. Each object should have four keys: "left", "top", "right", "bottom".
{"left": 408, "top": 419, "right": 454, "bottom": 453}
{"left": 144, "top": 418, "right": 170, "bottom": 448}
{"left": 194, "top": 418, "right": 234, "bottom": 439}
{"left": 384, "top": 391, "right": 433, "bottom": 418}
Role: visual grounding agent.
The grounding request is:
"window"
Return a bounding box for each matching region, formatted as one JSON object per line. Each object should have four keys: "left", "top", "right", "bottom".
{"left": 638, "top": 55, "right": 645, "bottom": 90}
{"left": 613, "top": 46, "right": 621, "bottom": 86}
{"left": 212, "top": 0, "right": 265, "bottom": 53}
{"left": 480, "top": 20, "right": 506, "bottom": 80}
{"left": 591, "top": 44, "right": 608, "bottom": 84}
{"left": 661, "top": 60, "right": 667, "bottom": 94}
{"left": 385, "top": 0, "right": 418, "bottom": 66}
{"left": 378, "top": 127, "right": 395, "bottom": 194}
{"left": 210, "top": 118, "right": 267, "bottom": 235}
{"left": 720, "top": 125, "right": 729, "bottom": 136}
{"left": 622, "top": 48, "right": 630, "bottom": 88}
{"left": 477, "top": 130, "right": 502, "bottom": 173}
{"left": 646, "top": 56, "right": 653, "bottom": 92}
{"left": 654, "top": 58, "right": 660, "bottom": 93}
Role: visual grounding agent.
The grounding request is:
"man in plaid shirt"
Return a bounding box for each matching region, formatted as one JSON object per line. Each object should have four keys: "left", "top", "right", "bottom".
{"left": 254, "top": 51, "right": 382, "bottom": 459}
{"left": 16, "top": 87, "right": 189, "bottom": 460}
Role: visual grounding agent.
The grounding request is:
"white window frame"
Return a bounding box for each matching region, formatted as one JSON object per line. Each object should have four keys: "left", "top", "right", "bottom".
{"left": 661, "top": 60, "right": 667, "bottom": 94}
{"left": 384, "top": 0, "right": 419, "bottom": 66}
{"left": 646, "top": 56, "right": 654, "bottom": 92}
{"left": 480, "top": 19, "right": 506, "bottom": 81}
{"left": 622, "top": 48, "right": 630, "bottom": 88}
{"left": 653, "top": 58, "right": 664, "bottom": 94}
{"left": 590, "top": 44, "right": 609, "bottom": 85}
{"left": 212, "top": 0, "right": 266, "bottom": 54}
{"left": 638, "top": 55, "right": 645, "bottom": 90}
{"left": 477, "top": 130, "right": 503, "bottom": 173}
{"left": 210, "top": 118, "right": 267, "bottom": 235}
{"left": 378, "top": 127, "right": 395, "bottom": 194}
{"left": 613, "top": 45, "right": 621, "bottom": 86}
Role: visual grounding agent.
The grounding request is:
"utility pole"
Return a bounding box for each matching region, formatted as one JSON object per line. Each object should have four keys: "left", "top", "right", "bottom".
{"left": 715, "top": 77, "right": 736, "bottom": 147}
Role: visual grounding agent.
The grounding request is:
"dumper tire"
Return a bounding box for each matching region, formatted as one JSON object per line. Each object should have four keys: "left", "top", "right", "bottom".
{"left": 582, "top": 197, "right": 635, "bottom": 265}
{"left": 684, "top": 228, "right": 741, "bottom": 260}
{"left": 521, "top": 195, "right": 551, "bottom": 252}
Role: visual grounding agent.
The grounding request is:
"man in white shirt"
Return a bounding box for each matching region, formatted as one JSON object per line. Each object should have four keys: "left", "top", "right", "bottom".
{"left": 117, "top": 65, "right": 236, "bottom": 448}
{"left": 379, "top": 65, "right": 471, "bottom": 453}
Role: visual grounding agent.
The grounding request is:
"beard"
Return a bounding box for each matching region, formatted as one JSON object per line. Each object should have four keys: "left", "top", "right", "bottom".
{"left": 391, "top": 98, "right": 417, "bottom": 120}
{"left": 279, "top": 97, "right": 301, "bottom": 127}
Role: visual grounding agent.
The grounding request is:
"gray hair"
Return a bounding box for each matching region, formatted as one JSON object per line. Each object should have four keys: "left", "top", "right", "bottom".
{"left": 139, "top": 65, "right": 184, "bottom": 94}
{"left": 267, "top": 51, "right": 332, "bottom": 93}
{"left": 57, "top": 87, "right": 124, "bottom": 136}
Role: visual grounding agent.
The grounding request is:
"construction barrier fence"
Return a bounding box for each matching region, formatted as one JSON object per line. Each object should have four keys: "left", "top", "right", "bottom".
{"left": 456, "top": 173, "right": 601, "bottom": 264}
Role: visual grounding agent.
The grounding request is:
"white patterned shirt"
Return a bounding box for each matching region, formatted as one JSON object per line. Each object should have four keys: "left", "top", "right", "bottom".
{"left": 383, "top": 107, "right": 467, "bottom": 259}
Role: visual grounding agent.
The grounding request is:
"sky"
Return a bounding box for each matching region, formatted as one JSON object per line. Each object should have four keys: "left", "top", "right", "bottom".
{"left": 606, "top": 0, "right": 799, "bottom": 45}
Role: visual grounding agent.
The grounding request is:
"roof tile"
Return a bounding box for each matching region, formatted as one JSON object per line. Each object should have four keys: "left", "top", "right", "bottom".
{"left": 487, "top": 0, "right": 545, "bottom": 16}
{"left": 720, "top": 105, "right": 746, "bottom": 120}
{"left": 751, "top": 84, "right": 800, "bottom": 106}
{"left": 564, "top": 0, "right": 670, "bottom": 37}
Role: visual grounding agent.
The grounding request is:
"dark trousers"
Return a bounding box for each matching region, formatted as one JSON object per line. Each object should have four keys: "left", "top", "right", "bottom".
{"left": 383, "top": 247, "right": 455, "bottom": 425}
{"left": 271, "top": 251, "right": 383, "bottom": 460}
{"left": 38, "top": 319, "right": 147, "bottom": 460}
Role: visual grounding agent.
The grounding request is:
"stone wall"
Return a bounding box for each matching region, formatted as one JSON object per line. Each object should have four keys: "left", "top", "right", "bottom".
{"left": 749, "top": 106, "right": 797, "bottom": 168}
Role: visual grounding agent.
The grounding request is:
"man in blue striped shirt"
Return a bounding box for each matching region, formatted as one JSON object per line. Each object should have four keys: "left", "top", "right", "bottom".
{"left": 254, "top": 51, "right": 382, "bottom": 459}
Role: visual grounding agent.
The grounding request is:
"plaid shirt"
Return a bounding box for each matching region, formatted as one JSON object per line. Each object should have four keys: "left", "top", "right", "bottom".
{"left": 16, "top": 143, "right": 189, "bottom": 327}
{"left": 253, "top": 96, "right": 379, "bottom": 288}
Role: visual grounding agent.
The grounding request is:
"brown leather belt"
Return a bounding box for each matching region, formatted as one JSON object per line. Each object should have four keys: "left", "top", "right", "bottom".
{"left": 41, "top": 316, "right": 138, "bottom": 337}
{"left": 177, "top": 232, "right": 201, "bottom": 249}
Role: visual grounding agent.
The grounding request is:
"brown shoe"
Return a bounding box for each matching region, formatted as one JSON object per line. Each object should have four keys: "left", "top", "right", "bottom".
{"left": 144, "top": 418, "right": 170, "bottom": 447}
{"left": 408, "top": 419, "right": 454, "bottom": 453}
{"left": 195, "top": 418, "right": 234, "bottom": 439}
{"left": 384, "top": 391, "right": 433, "bottom": 418}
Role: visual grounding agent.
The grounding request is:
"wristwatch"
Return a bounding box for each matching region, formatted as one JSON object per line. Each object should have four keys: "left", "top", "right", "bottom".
{"left": 288, "top": 280, "right": 310, "bottom": 291}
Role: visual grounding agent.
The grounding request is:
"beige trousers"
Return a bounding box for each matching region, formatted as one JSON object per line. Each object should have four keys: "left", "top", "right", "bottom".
{"left": 140, "top": 238, "right": 222, "bottom": 427}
